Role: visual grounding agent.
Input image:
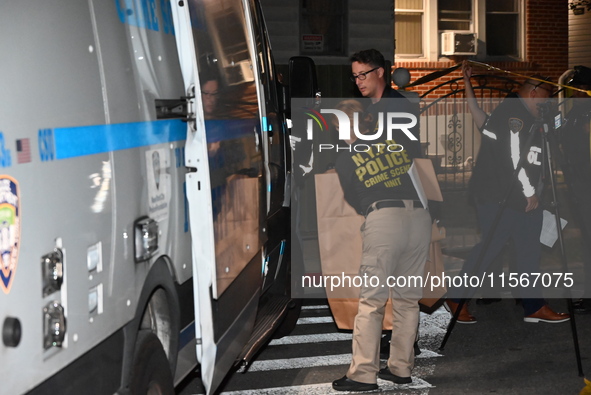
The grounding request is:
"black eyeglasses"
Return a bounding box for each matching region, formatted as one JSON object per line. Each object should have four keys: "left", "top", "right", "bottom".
{"left": 534, "top": 83, "right": 554, "bottom": 95}
{"left": 350, "top": 67, "right": 379, "bottom": 82}
{"left": 527, "top": 79, "right": 554, "bottom": 95}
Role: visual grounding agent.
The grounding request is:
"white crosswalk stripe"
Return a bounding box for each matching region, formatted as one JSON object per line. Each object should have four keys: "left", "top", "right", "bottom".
{"left": 295, "top": 316, "right": 334, "bottom": 324}
{"left": 269, "top": 332, "right": 444, "bottom": 360}
{"left": 245, "top": 350, "right": 444, "bottom": 373}
{"left": 245, "top": 353, "right": 353, "bottom": 372}
{"left": 221, "top": 377, "right": 434, "bottom": 394}
{"left": 301, "top": 305, "right": 330, "bottom": 310}
{"left": 215, "top": 303, "right": 450, "bottom": 394}
{"left": 269, "top": 332, "right": 352, "bottom": 345}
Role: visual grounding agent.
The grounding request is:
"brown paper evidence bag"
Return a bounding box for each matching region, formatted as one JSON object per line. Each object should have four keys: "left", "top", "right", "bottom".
{"left": 314, "top": 158, "right": 447, "bottom": 330}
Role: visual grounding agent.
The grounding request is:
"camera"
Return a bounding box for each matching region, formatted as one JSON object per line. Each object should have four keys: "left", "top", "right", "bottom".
{"left": 535, "top": 100, "right": 561, "bottom": 133}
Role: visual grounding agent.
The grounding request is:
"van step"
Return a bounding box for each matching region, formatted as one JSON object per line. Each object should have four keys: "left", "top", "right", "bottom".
{"left": 236, "top": 295, "right": 293, "bottom": 365}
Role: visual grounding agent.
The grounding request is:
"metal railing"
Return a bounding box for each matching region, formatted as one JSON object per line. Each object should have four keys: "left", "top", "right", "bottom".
{"left": 418, "top": 74, "right": 520, "bottom": 190}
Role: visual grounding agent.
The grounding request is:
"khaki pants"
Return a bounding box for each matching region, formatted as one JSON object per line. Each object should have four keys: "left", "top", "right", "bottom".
{"left": 346, "top": 202, "right": 431, "bottom": 383}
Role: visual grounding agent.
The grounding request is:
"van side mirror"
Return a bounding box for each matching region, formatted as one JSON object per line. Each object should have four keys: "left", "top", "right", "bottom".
{"left": 288, "top": 56, "right": 318, "bottom": 99}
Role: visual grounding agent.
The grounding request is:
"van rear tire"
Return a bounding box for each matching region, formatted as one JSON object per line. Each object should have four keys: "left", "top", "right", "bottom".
{"left": 129, "top": 330, "right": 174, "bottom": 395}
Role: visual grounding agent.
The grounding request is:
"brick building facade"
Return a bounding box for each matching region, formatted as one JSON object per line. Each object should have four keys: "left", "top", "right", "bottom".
{"left": 397, "top": 0, "right": 569, "bottom": 97}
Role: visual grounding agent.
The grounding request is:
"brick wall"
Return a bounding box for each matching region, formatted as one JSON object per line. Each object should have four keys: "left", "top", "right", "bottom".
{"left": 394, "top": 0, "right": 569, "bottom": 98}
{"left": 526, "top": 0, "right": 569, "bottom": 79}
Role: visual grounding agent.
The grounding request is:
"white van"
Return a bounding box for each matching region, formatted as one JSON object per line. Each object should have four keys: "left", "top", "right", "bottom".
{"left": 0, "top": 1, "right": 316, "bottom": 393}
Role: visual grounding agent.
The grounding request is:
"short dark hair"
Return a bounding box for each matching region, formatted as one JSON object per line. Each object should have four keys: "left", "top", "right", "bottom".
{"left": 199, "top": 69, "right": 219, "bottom": 86}
{"left": 350, "top": 49, "right": 385, "bottom": 70}
{"left": 523, "top": 75, "right": 553, "bottom": 91}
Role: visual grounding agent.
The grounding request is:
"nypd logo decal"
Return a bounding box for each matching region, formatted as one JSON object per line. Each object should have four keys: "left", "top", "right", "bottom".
{"left": 0, "top": 176, "right": 20, "bottom": 294}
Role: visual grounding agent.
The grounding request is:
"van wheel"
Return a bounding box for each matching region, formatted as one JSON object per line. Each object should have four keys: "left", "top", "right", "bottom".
{"left": 129, "top": 330, "right": 174, "bottom": 395}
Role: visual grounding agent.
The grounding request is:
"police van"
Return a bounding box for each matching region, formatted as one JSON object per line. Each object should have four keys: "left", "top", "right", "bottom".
{"left": 0, "top": 1, "right": 316, "bottom": 393}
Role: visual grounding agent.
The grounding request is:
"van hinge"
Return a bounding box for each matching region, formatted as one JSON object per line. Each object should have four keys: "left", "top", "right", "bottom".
{"left": 184, "top": 85, "right": 196, "bottom": 129}
{"left": 154, "top": 85, "right": 196, "bottom": 127}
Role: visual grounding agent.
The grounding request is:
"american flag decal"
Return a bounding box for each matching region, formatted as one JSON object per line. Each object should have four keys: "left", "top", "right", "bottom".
{"left": 16, "top": 138, "right": 31, "bottom": 164}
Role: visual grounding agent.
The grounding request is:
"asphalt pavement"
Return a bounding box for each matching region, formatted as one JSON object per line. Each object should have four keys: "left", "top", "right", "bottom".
{"left": 427, "top": 297, "right": 590, "bottom": 395}
{"left": 176, "top": 185, "right": 591, "bottom": 394}
{"left": 176, "top": 293, "right": 591, "bottom": 394}
{"left": 429, "top": 225, "right": 591, "bottom": 395}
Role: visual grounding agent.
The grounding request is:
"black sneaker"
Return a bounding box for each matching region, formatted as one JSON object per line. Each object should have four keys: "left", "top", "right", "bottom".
{"left": 332, "top": 376, "right": 378, "bottom": 392}
{"left": 377, "top": 368, "right": 412, "bottom": 384}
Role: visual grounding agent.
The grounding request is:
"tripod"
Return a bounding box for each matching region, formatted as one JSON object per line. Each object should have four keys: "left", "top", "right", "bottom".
{"left": 439, "top": 106, "right": 584, "bottom": 377}
{"left": 555, "top": 103, "right": 591, "bottom": 308}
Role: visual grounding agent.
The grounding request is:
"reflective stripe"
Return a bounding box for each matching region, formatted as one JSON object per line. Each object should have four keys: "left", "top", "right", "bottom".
{"left": 54, "top": 119, "right": 186, "bottom": 160}
{"left": 518, "top": 168, "right": 536, "bottom": 197}
{"left": 510, "top": 131, "right": 520, "bottom": 169}
{"left": 482, "top": 129, "right": 497, "bottom": 140}
{"left": 510, "top": 130, "right": 535, "bottom": 197}
{"left": 52, "top": 118, "right": 257, "bottom": 159}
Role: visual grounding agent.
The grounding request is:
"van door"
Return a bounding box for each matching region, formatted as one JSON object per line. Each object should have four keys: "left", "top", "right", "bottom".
{"left": 171, "top": 0, "right": 265, "bottom": 393}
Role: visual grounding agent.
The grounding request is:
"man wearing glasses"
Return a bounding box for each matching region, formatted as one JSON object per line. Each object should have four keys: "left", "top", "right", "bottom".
{"left": 332, "top": 49, "right": 430, "bottom": 391}
{"left": 350, "top": 49, "right": 404, "bottom": 103}
{"left": 446, "top": 76, "right": 570, "bottom": 324}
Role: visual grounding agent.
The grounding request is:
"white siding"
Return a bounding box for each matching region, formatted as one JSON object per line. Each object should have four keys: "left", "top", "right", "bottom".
{"left": 349, "top": 0, "right": 394, "bottom": 63}
{"left": 569, "top": 10, "right": 591, "bottom": 68}
{"left": 260, "top": 0, "right": 394, "bottom": 65}
{"left": 259, "top": 1, "right": 299, "bottom": 65}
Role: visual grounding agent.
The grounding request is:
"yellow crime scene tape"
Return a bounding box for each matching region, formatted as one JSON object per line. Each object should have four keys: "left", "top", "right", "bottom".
{"left": 400, "top": 60, "right": 591, "bottom": 164}
{"left": 466, "top": 60, "right": 591, "bottom": 166}
{"left": 467, "top": 60, "right": 591, "bottom": 96}
{"left": 467, "top": 60, "right": 591, "bottom": 169}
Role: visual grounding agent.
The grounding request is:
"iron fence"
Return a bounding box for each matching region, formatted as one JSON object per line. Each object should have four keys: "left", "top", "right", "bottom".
{"left": 418, "top": 74, "right": 520, "bottom": 191}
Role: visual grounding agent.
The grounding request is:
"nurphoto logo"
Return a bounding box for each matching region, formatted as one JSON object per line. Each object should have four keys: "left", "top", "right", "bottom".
{"left": 303, "top": 108, "right": 418, "bottom": 142}
{"left": 293, "top": 98, "right": 420, "bottom": 153}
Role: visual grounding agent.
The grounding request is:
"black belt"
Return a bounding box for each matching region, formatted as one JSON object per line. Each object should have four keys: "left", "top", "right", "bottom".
{"left": 365, "top": 200, "right": 422, "bottom": 216}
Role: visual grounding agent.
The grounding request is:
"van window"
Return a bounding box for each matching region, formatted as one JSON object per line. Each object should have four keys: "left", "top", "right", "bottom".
{"left": 188, "top": 0, "right": 263, "bottom": 296}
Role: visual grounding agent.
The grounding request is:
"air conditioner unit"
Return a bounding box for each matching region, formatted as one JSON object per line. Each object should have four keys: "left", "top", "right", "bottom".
{"left": 441, "top": 32, "right": 477, "bottom": 55}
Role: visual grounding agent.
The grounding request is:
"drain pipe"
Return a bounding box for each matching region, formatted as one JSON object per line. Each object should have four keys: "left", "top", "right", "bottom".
{"left": 558, "top": 68, "right": 576, "bottom": 117}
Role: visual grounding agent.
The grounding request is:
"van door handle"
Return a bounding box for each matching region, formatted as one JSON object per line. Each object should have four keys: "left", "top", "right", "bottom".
{"left": 155, "top": 99, "right": 187, "bottom": 119}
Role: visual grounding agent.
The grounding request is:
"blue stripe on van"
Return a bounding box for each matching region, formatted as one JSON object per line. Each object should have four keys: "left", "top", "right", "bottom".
{"left": 204, "top": 119, "right": 258, "bottom": 143}
{"left": 53, "top": 119, "right": 187, "bottom": 160}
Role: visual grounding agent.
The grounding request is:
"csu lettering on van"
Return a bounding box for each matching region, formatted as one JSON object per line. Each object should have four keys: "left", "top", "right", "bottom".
{"left": 38, "top": 128, "right": 55, "bottom": 162}
{"left": 1, "top": 0, "right": 311, "bottom": 394}
{"left": 0, "top": 133, "right": 12, "bottom": 167}
{"left": 115, "top": 0, "right": 175, "bottom": 34}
